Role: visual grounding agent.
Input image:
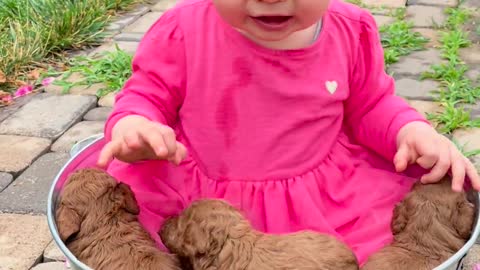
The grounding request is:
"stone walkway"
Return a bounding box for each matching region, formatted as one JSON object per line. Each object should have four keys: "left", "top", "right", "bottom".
{"left": 0, "top": 0, "right": 479, "bottom": 269}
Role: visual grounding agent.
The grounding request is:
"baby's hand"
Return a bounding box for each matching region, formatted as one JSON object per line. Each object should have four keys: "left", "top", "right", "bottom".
{"left": 97, "top": 115, "right": 187, "bottom": 167}
{"left": 394, "top": 121, "right": 480, "bottom": 192}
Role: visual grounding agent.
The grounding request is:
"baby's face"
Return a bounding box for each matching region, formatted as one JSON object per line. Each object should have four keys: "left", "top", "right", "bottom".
{"left": 212, "top": 0, "right": 329, "bottom": 42}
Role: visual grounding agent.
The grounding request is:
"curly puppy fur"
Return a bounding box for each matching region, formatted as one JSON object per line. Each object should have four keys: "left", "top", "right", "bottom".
{"left": 56, "top": 168, "right": 181, "bottom": 270}
{"left": 160, "top": 199, "right": 359, "bottom": 270}
{"left": 362, "top": 178, "right": 475, "bottom": 270}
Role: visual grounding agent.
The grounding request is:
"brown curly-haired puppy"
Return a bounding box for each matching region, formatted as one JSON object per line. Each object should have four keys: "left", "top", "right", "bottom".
{"left": 56, "top": 168, "right": 181, "bottom": 270}
{"left": 160, "top": 199, "right": 359, "bottom": 270}
{"left": 361, "top": 178, "right": 475, "bottom": 270}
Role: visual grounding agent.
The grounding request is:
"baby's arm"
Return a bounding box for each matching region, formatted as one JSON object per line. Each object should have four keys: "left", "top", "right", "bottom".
{"left": 100, "top": 11, "right": 187, "bottom": 165}
{"left": 105, "top": 11, "right": 185, "bottom": 141}
{"left": 344, "top": 11, "right": 428, "bottom": 162}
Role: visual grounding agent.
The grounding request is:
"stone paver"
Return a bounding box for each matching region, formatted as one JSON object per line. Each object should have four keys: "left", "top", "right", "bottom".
{"left": 0, "top": 92, "right": 40, "bottom": 123}
{"left": 90, "top": 41, "right": 139, "bottom": 55}
{"left": 373, "top": 15, "right": 395, "bottom": 28}
{"left": 0, "top": 214, "right": 51, "bottom": 270}
{"left": 0, "top": 94, "right": 96, "bottom": 139}
{"left": 464, "top": 245, "right": 480, "bottom": 270}
{"left": 51, "top": 121, "right": 105, "bottom": 153}
{"left": 407, "top": 0, "right": 457, "bottom": 6}
{"left": 461, "top": 0, "right": 480, "bottom": 9}
{"left": 406, "top": 5, "right": 447, "bottom": 28}
{"left": 98, "top": 92, "right": 116, "bottom": 107}
{"left": 0, "top": 135, "right": 51, "bottom": 174}
{"left": 412, "top": 28, "right": 440, "bottom": 48}
{"left": 114, "top": 32, "right": 145, "bottom": 42}
{"left": 129, "top": 4, "right": 151, "bottom": 17}
{"left": 395, "top": 78, "right": 438, "bottom": 100}
{"left": 83, "top": 107, "right": 112, "bottom": 121}
{"left": 0, "top": 172, "right": 13, "bottom": 192}
{"left": 44, "top": 72, "right": 105, "bottom": 96}
{"left": 466, "top": 68, "right": 480, "bottom": 86}
{"left": 406, "top": 100, "right": 443, "bottom": 118}
{"left": 31, "top": 262, "right": 66, "bottom": 270}
{"left": 362, "top": 0, "right": 407, "bottom": 8}
{"left": 43, "top": 241, "right": 66, "bottom": 262}
{"left": 460, "top": 44, "right": 480, "bottom": 66}
{"left": 123, "top": 12, "right": 163, "bottom": 33}
{"left": 111, "top": 13, "right": 143, "bottom": 29}
{"left": 0, "top": 153, "right": 69, "bottom": 214}
{"left": 389, "top": 49, "right": 443, "bottom": 78}
{"left": 452, "top": 128, "right": 480, "bottom": 170}
{"left": 152, "top": 0, "right": 177, "bottom": 11}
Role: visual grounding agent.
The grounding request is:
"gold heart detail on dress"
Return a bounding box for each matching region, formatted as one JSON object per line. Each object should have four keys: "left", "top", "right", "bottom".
{"left": 325, "top": 81, "right": 338, "bottom": 94}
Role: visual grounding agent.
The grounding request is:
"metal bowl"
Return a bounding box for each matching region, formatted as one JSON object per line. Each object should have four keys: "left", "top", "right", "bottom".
{"left": 47, "top": 134, "right": 480, "bottom": 270}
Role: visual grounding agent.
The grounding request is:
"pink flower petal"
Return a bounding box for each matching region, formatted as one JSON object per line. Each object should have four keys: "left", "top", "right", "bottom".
{"left": 474, "top": 264, "right": 480, "bottom": 270}
{"left": 42, "top": 77, "right": 55, "bottom": 86}
{"left": 1, "top": 94, "right": 13, "bottom": 103}
{"left": 14, "top": 85, "right": 33, "bottom": 98}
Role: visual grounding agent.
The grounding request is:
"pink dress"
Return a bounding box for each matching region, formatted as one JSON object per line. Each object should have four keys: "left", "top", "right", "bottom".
{"left": 105, "top": 0, "right": 429, "bottom": 264}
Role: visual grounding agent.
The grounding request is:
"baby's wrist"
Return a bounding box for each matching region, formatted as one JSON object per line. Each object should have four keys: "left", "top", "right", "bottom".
{"left": 396, "top": 121, "right": 433, "bottom": 147}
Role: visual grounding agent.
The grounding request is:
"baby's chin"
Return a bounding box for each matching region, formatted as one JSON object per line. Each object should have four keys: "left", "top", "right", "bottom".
{"left": 236, "top": 23, "right": 317, "bottom": 50}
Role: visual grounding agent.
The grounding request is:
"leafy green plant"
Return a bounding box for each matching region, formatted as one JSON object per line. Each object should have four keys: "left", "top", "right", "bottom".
{"left": 0, "top": 0, "right": 138, "bottom": 92}
{"left": 49, "top": 45, "right": 133, "bottom": 97}
{"left": 423, "top": 7, "right": 480, "bottom": 135}
{"left": 379, "top": 9, "right": 429, "bottom": 66}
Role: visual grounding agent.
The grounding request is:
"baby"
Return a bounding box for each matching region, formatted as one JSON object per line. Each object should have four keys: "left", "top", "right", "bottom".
{"left": 96, "top": 0, "right": 480, "bottom": 265}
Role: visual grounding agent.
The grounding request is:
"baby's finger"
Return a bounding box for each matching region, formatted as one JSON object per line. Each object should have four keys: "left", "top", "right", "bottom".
{"left": 450, "top": 150, "right": 466, "bottom": 192}
{"left": 97, "top": 140, "right": 122, "bottom": 168}
{"left": 157, "top": 125, "right": 177, "bottom": 158}
{"left": 421, "top": 154, "right": 450, "bottom": 184}
{"left": 137, "top": 126, "right": 169, "bottom": 158}
{"left": 416, "top": 153, "right": 438, "bottom": 170}
{"left": 394, "top": 143, "right": 410, "bottom": 172}
{"left": 171, "top": 142, "right": 187, "bottom": 165}
{"left": 465, "top": 157, "right": 480, "bottom": 191}
{"left": 124, "top": 130, "right": 146, "bottom": 150}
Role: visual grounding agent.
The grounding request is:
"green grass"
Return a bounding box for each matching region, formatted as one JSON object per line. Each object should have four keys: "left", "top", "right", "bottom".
{"left": 453, "top": 138, "right": 480, "bottom": 158}
{"left": 47, "top": 45, "right": 133, "bottom": 97}
{"left": 345, "top": 0, "right": 365, "bottom": 6}
{"left": 0, "top": 0, "right": 139, "bottom": 92}
{"left": 379, "top": 9, "right": 429, "bottom": 67}
{"left": 422, "top": 7, "right": 480, "bottom": 134}
{"left": 346, "top": 1, "right": 429, "bottom": 67}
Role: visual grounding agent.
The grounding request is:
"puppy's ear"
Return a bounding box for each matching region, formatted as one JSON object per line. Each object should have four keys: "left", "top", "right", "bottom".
{"left": 184, "top": 222, "right": 212, "bottom": 256}
{"left": 391, "top": 200, "right": 409, "bottom": 235}
{"left": 453, "top": 199, "right": 475, "bottom": 239}
{"left": 159, "top": 216, "right": 210, "bottom": 256}
{"left": 56, "top": 204, "right": 81, "bottom": 242}
{"left": 113, "top": 183, "right": 140, "bottom": 215}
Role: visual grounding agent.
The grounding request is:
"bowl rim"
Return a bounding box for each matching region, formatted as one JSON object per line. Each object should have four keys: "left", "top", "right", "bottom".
{"left": 433, "top": 191, "right": 480, "bottom": 270}
{"left": 46, "top": 135, "right": 103, "bottom": 270}
{"left": 46, "top": 135, "right": 480, "bottom": 270}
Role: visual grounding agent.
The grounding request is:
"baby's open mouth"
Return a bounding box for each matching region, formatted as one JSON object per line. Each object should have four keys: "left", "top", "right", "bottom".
{"left": 253, "top": 16, "right": 293, "bottom": 24}
{"left": 251, "top": 15, "right": 293, "bottom": 30}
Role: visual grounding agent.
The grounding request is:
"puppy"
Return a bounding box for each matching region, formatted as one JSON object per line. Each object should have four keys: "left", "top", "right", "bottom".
{"left": 361, "top": 178, "right": 475, "bottom": 270}
{"left": 160, "top": 199, "right": 359, "bottom": 270}
{"left": 56, "top": 168, "right": 181, "bottom": 270}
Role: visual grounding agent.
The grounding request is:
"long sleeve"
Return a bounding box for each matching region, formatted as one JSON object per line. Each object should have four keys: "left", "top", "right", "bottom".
{"left": 104, "top": 10, "right": 186, "bottom": 141}
{"left": 344, "top": 11, "right": 429, "bottom": 161}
